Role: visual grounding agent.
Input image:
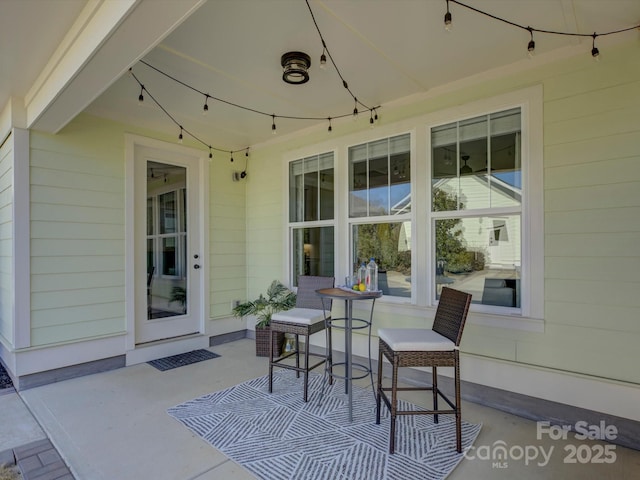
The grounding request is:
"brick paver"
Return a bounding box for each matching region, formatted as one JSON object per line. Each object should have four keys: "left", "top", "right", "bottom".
{"left": 13, "top": 439, "right": 74, "bottom": 480}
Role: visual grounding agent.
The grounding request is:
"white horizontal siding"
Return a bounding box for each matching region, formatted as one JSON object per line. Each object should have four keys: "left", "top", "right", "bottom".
{"left": 0, "top": 135, "right": 13, "bottom": 344}
{"left": 29, "top": 120, "right": 126, "bottom": 346}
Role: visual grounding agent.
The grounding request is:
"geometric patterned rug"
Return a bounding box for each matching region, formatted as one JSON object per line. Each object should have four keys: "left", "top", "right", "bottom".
{"left": 168, "top": 369, "right": 481, "bottom": 480}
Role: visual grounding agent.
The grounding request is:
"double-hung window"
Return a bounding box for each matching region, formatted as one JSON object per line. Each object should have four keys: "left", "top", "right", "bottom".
{"left": 288, "top": 152, "right": 335, "bottom": 286}
{"left": 348, "top": 133, "right": 411, "bottom": 298}
{"left": 430, "top": 108, "right": 522, "bottom": 312}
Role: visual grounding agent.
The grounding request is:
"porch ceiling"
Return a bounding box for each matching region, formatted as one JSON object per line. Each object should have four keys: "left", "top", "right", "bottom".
{"left": 1, "top": 0, "right": 639, "bottom": 150}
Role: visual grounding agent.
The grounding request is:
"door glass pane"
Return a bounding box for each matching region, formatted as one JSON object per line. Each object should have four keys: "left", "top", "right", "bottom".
{"left": 147, "top": 161, "right": 187, "bottom": 319}
{"left": 160, "top": 191, "right": 176, "bottom": 234}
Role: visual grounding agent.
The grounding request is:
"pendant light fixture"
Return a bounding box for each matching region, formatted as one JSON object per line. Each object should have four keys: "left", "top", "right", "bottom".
{"left": 281, "top": 51, "right": 311, "bottom": 84}
{"left": 460, "top": 155, "right": 472, "bottom": 175}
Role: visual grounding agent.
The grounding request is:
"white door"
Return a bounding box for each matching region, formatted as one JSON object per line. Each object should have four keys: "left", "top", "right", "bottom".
{"left": 134, "top": 145, "right": 203, "bottom": 344}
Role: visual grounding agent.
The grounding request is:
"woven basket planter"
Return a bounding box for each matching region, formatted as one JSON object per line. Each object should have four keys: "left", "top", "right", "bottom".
{"left": 255, "top": 326, "right": 285, "bottom": 357}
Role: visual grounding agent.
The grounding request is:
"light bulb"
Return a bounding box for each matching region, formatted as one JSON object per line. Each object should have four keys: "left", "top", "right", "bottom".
{"left": 527, "top": 40, "right": 535, "bottom": 58}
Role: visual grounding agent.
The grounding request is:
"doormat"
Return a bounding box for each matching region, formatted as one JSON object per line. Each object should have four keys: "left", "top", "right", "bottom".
{"left": 168, "top": 370, "right": 481, "bottom": 480}
{"left": 148, "top": 349, "right": 220, "bottom": 371}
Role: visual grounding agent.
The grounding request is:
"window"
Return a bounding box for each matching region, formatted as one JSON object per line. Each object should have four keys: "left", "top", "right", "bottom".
{"left": 431, "top": 108, "right": 522, "bottom": 311}
{"left": 349, "top": 134, "right": 411, "bottom": 298}
{"left": 147, "top": 187, "right": 187, "bottom": 279}
{"left": 289, "top": 152, "right": 335, "bottom": 285}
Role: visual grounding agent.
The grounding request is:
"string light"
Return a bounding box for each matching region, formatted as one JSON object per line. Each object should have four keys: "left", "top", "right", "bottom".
{"left": 591, "top": 33, "right": 600, "bottom": 59}
{"left": 306, "top": 0, "right": 373, "bottom": 115}
{"left": 126, "top": 2, "right": 636, "bottom": 165}
{"left": 320, "top": 41, "right": 327, "bottom": 69}
{"left": 272, "top": 115, "right": 277, "bottom": 134}
{"left": 369, "top": 109, "right": 375, "bottom": 127}
{"left": 240, "top": 148, "right": 249, "bottom": 178}
{"left": 447, "top": 0, "right": 638, "bottom": 59}
{"left": 527, "top": 27, "right": 535, "bottom": 58}
{"left": 230, "top": 151, "right": 234, "bottom": 163}
{"left": 444, "top": 0, "right": 452, "bottom": 31}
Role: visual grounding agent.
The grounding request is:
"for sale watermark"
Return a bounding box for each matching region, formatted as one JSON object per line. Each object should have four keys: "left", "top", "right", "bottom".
{"left": 464, "top": 420, "right": 618, "bottom": 469}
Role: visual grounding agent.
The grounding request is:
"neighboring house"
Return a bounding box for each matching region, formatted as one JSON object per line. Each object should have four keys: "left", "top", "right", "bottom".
{"left": 0, "top": 1, "right": 639, "bottom": 448}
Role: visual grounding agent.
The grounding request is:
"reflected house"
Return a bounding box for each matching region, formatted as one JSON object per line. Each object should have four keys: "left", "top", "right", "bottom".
{"left": 433, "top": 173, "right": 521, "bottom": 307}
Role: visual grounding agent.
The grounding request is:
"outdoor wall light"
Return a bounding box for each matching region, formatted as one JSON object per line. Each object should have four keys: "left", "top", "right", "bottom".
{"left": 281, "top": 51, "right": 311, "bottom": 84}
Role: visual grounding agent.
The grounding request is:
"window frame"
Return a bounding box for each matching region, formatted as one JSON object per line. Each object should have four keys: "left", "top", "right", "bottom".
{"left": 286, "top": 151, "right": 336, "bottom": 286}
{"left": 425, "top": 86, "right": 543, "bottom": 321}
{"left": 281, "top": 86, "right": 543, "bottom": 328}
{"left": 429, "top": 107, "right": 523, "bottom": 314}
{"left": 347, "top": 132, "right": 414, "bottom": 301}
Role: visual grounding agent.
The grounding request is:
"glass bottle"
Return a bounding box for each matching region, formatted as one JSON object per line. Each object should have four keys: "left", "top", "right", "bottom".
{"left": 358, "top": 262, "right": 367, "bottom": 285}
{"left": 366, "top": 258, "right": 378, "bottom": 292}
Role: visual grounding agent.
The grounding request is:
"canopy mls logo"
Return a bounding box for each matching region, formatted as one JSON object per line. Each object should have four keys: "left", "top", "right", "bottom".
{"left": 465, "top": 420, "right": 618, "bottom": 469}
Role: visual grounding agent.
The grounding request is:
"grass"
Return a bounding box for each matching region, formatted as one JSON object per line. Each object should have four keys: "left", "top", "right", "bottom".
{"left": 0, "top": 464, "right": 19, "bottom": 480}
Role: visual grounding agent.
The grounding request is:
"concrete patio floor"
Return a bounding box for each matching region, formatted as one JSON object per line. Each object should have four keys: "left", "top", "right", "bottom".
{"left": 2, "top": 338, "right": 640, "bottom": 479}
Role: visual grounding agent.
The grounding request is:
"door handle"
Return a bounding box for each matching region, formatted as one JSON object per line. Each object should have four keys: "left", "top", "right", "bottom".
{"left": 193, "top": 264, "right": 200, "bottom": 269}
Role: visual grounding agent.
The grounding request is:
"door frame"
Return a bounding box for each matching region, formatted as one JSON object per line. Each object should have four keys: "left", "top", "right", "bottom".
{"left": 124, "top": 134, "right": 209, "bottom": 351}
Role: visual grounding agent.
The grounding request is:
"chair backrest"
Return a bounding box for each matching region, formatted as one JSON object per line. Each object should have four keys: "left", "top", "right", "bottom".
{"left": 432, "top": 287, "right": 472, "bottom": 346}
{"left": 296, "top": 275, "right": 335, "bottom": 310}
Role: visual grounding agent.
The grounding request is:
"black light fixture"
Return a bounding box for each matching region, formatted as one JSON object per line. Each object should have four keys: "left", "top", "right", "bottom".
{"left": 460, "top": 155, "right": 472, "bottom": 175}
{"left": 591, "top": 33, "right": 600, "bottom": 59}
{"left": 444, "top": 0, "right": 452, "bottom": 31}
{"left": 527, "top": 27, "right": 535, "bottom": 57}
{"left": 281, "top": 51, "right": 311, "bottom": 84}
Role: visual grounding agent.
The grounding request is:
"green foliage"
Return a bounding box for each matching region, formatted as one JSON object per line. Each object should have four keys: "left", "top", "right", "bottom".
{"left": 433, "top": 188, "right": 486, "bottom": 274}
{"left": 232, "top": 280, "right": 296, "bottom": 328}
{"left": 433, "top": 188, "right": 465, "bottom": 266}
{"left": 170, "top": 286, "right": 187, "bottom": 305}
{"left": 354, "top": 223, "right": 411, "bottom": 274}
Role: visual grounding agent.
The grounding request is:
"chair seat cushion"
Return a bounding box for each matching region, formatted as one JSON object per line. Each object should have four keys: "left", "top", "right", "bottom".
{"left": 271, "top": 308, "right": 326, "bottom": 326}
{"left": 378, "top": 328, "right": 456, "bottom": 351}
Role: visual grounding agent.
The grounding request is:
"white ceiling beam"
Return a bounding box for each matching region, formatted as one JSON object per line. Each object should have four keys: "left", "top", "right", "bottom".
{"left": 28, "top": 0, "right": 205, "bottom": 134}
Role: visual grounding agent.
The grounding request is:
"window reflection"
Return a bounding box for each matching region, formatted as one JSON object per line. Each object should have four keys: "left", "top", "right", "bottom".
{"left": 292, "top": 227, "right": 334, "bottom": 286}
{"left": 352, "top": 222, "right": 411, "bottom": 298}
{"left": 435, "top": 215, "right": 520, "bottom": 308}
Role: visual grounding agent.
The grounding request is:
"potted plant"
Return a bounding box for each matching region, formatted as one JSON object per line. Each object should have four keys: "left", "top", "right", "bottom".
{"left": 232, "top": 280, "right": 296, "bottom": 357}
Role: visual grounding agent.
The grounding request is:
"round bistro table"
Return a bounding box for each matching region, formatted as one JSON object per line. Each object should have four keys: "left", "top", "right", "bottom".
{"left": 316, "top": 287, "right": 382, "bottom": 422}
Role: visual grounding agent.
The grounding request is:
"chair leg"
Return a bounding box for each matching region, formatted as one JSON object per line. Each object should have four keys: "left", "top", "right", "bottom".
{"left": 303, "top": 332, "right": 310, "bottom": 402}
{"left": 268, "top": 328, "right": 274, "bottom": 394}
{"left": 389, "top": 356, "right": 399, "bottom": 454}
{"left": 375, "top": 346, "right": 383, "bottom": 425}
{"left": 327, "top": 324, "right": 333, "bottom": 385}
{"left": 455, "top": 355, "right": 462, "bottom": 453}
{"left": 432, "top": 365, "right": 439, "bottom": 424}
{"left": 294, "top": 334, "right": 300, "bottom": 378}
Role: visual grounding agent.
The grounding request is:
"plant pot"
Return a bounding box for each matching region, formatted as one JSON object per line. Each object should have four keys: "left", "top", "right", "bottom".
{"left": 255, "top": 325, "right": 285, "bottom": 357}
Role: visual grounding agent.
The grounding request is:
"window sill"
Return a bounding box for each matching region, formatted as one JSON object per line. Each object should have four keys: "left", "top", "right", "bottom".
{"left": 352, "top": 297, "right": 544, "bottom": 333}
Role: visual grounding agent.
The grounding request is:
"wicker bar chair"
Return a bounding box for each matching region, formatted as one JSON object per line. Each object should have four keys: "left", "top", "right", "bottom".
{"left": 269, "top": 275, "right": 334, "bottom": 402}
{"left": 375, "top": 286, "right": 472, "bottom": 453}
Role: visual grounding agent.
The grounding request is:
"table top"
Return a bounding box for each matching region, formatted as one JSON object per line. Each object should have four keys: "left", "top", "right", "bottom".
{"left": 316, "top": 287, "right": 382, "bottom": 301}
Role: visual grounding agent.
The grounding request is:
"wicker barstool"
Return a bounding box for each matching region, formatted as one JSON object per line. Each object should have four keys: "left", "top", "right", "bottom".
{"left": 269, "top": 275, "right": 334, "bottom": 402}
{"left": 375, "top": 286, "right": 472, "bottom": 453}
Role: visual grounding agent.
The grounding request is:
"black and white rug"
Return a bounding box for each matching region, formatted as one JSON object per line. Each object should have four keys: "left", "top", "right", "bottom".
{"left": 168, "top": 370, "right": 481, "bottom": 480}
